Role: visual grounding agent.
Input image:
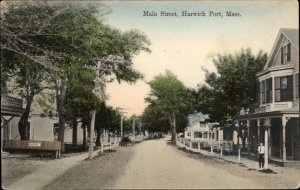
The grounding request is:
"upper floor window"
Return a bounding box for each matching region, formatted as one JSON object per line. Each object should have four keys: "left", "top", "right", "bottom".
{"left": 260, "top": 80, "right": 266, "bottom": 104}
{"left": 275, "top": 75, "right": 293, "bottom": 102}
{"left": 260, "top": 78, "right": 272, "bottom": 104}
{"left": 281, "top": 43, "right": 291, "bottom": 65}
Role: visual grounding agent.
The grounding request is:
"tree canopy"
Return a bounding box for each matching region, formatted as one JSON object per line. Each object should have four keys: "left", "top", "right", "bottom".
{"left": 144, "top": 70, "right": 191, "bottom": 143}
{"left": 194, "top": 48, "right": 267, "bottom": 125}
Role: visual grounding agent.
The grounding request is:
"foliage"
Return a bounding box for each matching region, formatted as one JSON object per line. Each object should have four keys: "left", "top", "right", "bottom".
{"left": 195, "top": 48, "right": 267, "bottom": 125}
{"left": 144, "top": 70, "right": 192, "bottom": 143}
{"left": 1, "top": 2, "right": 150, "bottom": 150}
{"left": 65, "top": 85, "right": 101, "bottom": 122}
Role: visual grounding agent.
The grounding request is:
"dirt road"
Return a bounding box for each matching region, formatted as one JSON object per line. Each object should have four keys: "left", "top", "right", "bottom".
{"left": 113, "top": 140, "right": 268, "bottom": 189}
{"left": 3, "top": 139, "right": 299, "bottom": 189}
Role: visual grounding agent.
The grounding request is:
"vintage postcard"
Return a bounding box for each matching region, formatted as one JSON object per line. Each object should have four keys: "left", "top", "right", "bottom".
{"left": 1, "top": 0, "right": 299, "bottom": 189}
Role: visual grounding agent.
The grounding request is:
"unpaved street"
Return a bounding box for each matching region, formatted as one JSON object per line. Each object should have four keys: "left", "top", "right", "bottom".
{"left": 2, "top": 139, "right": 300, "bottom": 189}
{"left": 114, "top": 140, "right": 266, "bottom": 189}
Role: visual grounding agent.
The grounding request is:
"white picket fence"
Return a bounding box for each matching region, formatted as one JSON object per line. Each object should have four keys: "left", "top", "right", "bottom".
{"left": 177, "top": 138, "right": 224, "bottom": 157}
{"left": 100, "top": 138, "right": 120, "bottom": 153}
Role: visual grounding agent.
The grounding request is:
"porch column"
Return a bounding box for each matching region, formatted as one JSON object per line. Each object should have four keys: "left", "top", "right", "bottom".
{"left": 247, "top": 120, "right": 250, "bottom": 154}
{"left": 257, "top": 119, "right": 260, "bottom": 144}
{"left": 257, "top": 119, "right": 260, "bottom": 159}
{"left": 268, "top": 124, "right": 271, "bottom": 158}
{"left": 264, "top": 118, "right": 271, "bottom": 169}
{"left": 282, "top": 116, "right": 288, "bottom": 165}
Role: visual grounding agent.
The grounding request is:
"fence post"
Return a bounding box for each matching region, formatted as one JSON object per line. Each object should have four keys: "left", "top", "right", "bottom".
{"left": 101, "top": 143, "right": 104, "bottom": 153}
{"left": 238, "top": 148, "right": 241, "bottom": 163}
{"left": 198, "top": 142, "right": 200, "bottom": 151}
{"left": 110, "top": 142, "right": 112, "bottom": 149}
{"left": 221, "top": 145, "right": 223, "bottom": 157}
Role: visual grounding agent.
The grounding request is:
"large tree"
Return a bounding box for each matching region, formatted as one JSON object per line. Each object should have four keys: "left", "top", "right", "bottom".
{"left": 1, "top": 2, "right": 150, "bottom": 152}
{"left": 145, "top": 70, "right": 191, "bottom": 144}
{"left": 195, "top": 48, "right": 267, "bottom": 125}
{"left": 65, "top": 85, "right": 101, "bottom": 146}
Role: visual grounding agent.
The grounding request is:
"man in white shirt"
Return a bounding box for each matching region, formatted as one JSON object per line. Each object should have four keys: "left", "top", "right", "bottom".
{"left": 258, "top": 143, "right": 265, "bottom": 169}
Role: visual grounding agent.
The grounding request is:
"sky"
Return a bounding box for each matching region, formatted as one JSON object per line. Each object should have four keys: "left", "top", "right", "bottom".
{"left": 96, "top": 0, "right": 298, "bottom": 117}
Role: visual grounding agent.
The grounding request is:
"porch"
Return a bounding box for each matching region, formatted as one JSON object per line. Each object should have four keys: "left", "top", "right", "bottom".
{"left": 236, "top": 107, "right": 300, "bottom": 166}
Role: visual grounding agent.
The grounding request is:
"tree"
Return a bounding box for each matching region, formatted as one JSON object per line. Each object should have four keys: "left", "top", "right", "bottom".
{"left": 2, "top": 2, "right": 150, "bottom": 152}
{"left": 192, "top": 48, "right": 267, "bottom": 134}
{"left": 65, "top": 85, "right": 101, "bottom": 146}
{"left": 197, "top": 48, "right": 267, "bottom": 125}
{"left": 145, "top": 70, "right": 191, "bottom": 144}
{"left": 1, "top": 49, "right": 51, "bottom": 140}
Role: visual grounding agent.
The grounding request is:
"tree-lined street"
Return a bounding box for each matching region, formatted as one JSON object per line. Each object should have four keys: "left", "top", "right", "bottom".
{"left": 3, "top": 139, "right": 300, "bottom": 189}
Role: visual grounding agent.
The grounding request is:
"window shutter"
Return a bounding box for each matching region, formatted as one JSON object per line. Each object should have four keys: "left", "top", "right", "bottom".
{"left": 287, "top": 43, "right": 291, "bottom": 62}
{"left": 287, "top": 75, "right": 293, "bottom": 101}
{"left": 281, "top": 47, "right": 284, "bottom": 64}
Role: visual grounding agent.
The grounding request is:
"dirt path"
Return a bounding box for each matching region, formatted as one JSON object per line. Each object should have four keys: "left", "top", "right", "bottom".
{"left": 43, "top": 146, "right": 135, "bottom": 189}
{"left": 3, "top": 152, "right": 91, "bottom": 190}
{"left": 3, "top": 140, "right": 299, "bottom": 189}
{"left": 113, "top": 139, "right": 296, "bottom": 189}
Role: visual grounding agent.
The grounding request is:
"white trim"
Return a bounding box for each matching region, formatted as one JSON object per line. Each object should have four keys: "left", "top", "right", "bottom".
{"left": 259, "top": 69, "right": 293, "bottom": 81}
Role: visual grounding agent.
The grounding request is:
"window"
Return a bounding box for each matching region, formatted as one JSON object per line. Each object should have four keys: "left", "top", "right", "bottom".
{"left": 194, "top": 132, "right": 202, "bottom": 138}
{"left": 203, "top": 132, "right": 208, "bottom": 139}
{"left": 275, "top": 75, "right": 293, "bottom": 102}
{"left": 200, "top": 122, "right": 206, "bottom": 127}
{"left": 296, "top": 73, "right": 299, "bottom": 99}
{"left": 261, "top": 78, "right": 273, "bottom": 104}
{"left": 266, "top": 78, "right": 273, "bottom": 103}
{"left": 281, "top": 43, "right": 291, "bottom": 65}
{"left": 260, "top": 80, "right": 266, "bottom": 104}
{"left": 53, "top": 123, "right": 59, "bottom": 140}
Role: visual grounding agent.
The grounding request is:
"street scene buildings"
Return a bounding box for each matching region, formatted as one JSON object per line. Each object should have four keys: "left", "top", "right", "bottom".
{"left": 1, "top": 1, "right": 299, "bottom": 189}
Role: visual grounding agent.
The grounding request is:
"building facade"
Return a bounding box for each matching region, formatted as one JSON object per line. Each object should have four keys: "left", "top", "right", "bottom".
{"left": 236, "top": 28, "right": 299, "bottom": 164}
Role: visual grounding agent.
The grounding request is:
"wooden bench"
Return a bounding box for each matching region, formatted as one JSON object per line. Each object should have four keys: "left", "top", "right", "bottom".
{"left": 2, "top": 140, "right": 61, "bottom": 159}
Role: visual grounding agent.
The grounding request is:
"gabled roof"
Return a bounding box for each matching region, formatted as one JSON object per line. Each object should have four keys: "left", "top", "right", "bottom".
{"left": 264, "top": 28, "right": 299, "bottom": 70}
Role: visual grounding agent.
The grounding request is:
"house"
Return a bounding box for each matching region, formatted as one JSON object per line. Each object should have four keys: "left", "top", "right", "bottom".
{"left": 184, "top": 112, "right": 222, "bottom": 149}
{"left": 235, "top": 28, "right": 299, "bottom": 165}
{"left": 1, "top": 89, "right": 84, "bottom": 146}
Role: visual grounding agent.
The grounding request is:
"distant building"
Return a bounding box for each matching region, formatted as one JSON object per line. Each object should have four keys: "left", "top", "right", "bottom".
{"left": 235, "top": 28, "right": 299, "bottom": 165}
{"left": 184, "top": 112, "right": 222, "bottom": 150}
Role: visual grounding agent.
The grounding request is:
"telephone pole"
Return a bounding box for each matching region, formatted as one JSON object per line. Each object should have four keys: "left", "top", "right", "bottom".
{"left": 86, "top": 57, "right": 123, "bottom": 159}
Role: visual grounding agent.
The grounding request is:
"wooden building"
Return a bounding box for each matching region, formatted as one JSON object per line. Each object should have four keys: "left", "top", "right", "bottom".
{"left": 235, "top": 28, "right": 299, "bottom": 165}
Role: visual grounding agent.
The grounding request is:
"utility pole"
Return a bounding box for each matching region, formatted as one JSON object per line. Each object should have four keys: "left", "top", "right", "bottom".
{"left": 139, "top": 122, "right": 142, "bottom": 135}
{"left": 120, "top": 116, "right": 124, "bottom": 139}
{"left": 86, "top": 56, "right": 126, "bottom": 159}
{"left": 132, "top": 118, "right": 135, "bottom": 143}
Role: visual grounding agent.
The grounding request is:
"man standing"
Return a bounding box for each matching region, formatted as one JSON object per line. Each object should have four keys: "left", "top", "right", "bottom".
{"left": 258, "top": 143, "right": 265, "bottom": 169}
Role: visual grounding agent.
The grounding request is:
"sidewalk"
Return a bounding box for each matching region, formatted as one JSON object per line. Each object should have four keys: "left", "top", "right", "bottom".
{"left": 176, "top": 140, "right": 279, "bottom": 173}
{"left": 4, "top": 143, "right": 118, "bottom": 190}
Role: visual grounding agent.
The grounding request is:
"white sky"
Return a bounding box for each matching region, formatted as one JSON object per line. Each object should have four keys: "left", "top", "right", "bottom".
{"left": 99, "top": 0, "right": 298, "bottom": 117}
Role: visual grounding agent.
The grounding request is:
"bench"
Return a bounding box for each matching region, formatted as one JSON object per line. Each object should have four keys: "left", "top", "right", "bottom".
{"left": 2, "top": 140, "right": 61, "bottom": 159}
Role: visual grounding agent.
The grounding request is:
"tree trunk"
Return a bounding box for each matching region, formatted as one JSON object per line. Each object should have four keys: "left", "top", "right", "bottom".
{"left": 172, "top": 113, "right": 177, "bottom": 144}
{"left": 72, "top": 118, "right": 77, "bottom": 145}
{"left": 56, "top": 77, "right": 67, "bottom": 152}
{"left": 108, "top": 131, "right": 111, "bottom": 143}
{"left": 18, "top": 93, "right": 34, "bottom": 140}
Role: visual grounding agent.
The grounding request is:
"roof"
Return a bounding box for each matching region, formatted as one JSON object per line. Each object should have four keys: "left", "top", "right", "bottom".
{"left": 263, "top": 28, "right": 299, "bottom": 70}
{"left": 235, "top": 106, "right": 299, "bottom": 120}
{"left": 188, "top": 112, "right": 210, "bottom": 123}
{"left": 281, "top": 28, "right": 299, "bottom": 50}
